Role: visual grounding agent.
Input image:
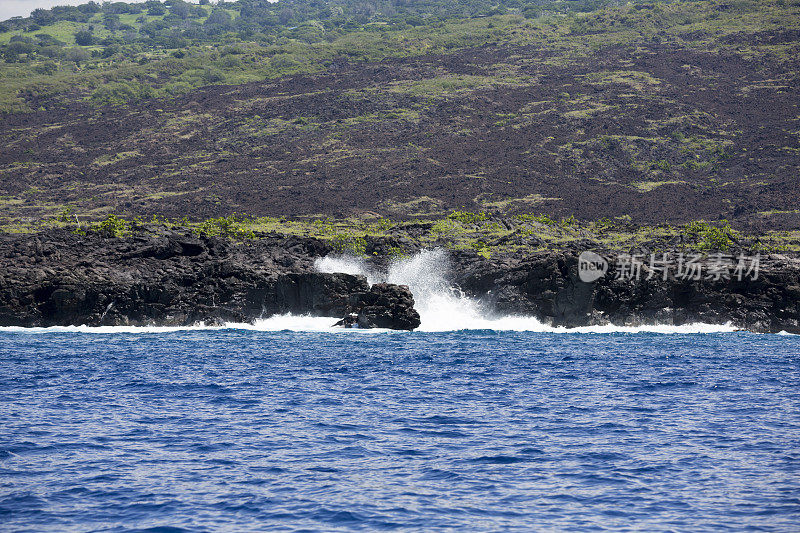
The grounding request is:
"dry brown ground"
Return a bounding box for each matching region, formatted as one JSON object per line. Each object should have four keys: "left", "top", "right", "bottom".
{"left": 1, "top": 35, "right": 798, "bottom": 230}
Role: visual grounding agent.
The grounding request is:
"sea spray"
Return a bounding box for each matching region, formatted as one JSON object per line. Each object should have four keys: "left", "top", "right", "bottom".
{"left": 313, "top": 255, "right": 379, "bottom": 285}
{"left": 314, "top": 249, "right": 498, "bottom": 331}
{"left": 312, "top": 250, "right": 739, "bottom": 333}
{"left": 383, "top": 249, "right": 506, "bottom": 332}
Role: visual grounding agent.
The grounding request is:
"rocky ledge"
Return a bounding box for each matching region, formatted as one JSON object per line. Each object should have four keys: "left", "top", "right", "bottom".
{"left": 0, "top": 229, "right": 798, "bottom": 333}
{"left": 0, "top": 229, "right": 420, "bottom": 330}
{"left": 449, "top": 249, "right": 800, "bottom": 334}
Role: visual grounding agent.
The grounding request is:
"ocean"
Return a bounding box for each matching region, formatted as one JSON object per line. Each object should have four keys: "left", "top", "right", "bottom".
{"left": 1, "top": 325, "right": 799, "bottom": 531}
{"left": 1, "top": 251, "right": 799, "bottom": 531}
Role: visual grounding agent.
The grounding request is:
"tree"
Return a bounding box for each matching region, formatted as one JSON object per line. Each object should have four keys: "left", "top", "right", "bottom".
{"left": 78, "top": 2, "right": 102, "bottom": 14}
{"left": 39, "top": 46, "right": 63, "bottom": 59}
{"left": 278, "top": 8, "right": 294, "bottom": 24}
{"left": 64, "top": 47, "right": 89, "bottom": 64}
{"left": 105, "top": 2, "right": 138, "bottom": 14}
{"left": 33, "top": 61, "right": 58, "bottom": 75}
{"left": 204, "top": 8, "right": 233, "bottom": 33}
{"left": 6, "top": 41, "right": 35, "bottom": 55}
{"left": 103, "top": 14, "right": 121, "bottom": 31}
{"left": 148, "top": 4, "right": 167, "bottom": 16}
{"left": 170, "top": 0, "right": 191, "bottom": 19}
{"left": 74, "top": 29, "right": 95, "bottom": 46}
{"left": 9, "top": 35, "right": 35, "bottom": 44}
{"left": 102, "top": 44, "right": 121, "bottom": 58}
{"left": 202, "top": 67, "right": 225, "bottom": 83}
{"left": 31, "top": 8, "right": 55, "bottom": 26}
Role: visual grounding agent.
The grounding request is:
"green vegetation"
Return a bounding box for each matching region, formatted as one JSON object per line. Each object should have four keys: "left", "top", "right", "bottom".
{"left": 331, "top": 233, "right": 368, "bottom": 256}
{"left": 447, "top": 210, "right": 488, "bottom": 224}
{"left": 194, "top": 214, "right": 256, "bottom": 239}
{"left": 72, "top": 213, "right": 130, "bottom": 237}
{"left": 515, "top": 213, "right": 558, "bottom": 226}
{"left": 683, "top": 220, "right": 739, "bottom": 251}
{"left": 0, "top": 0, "right": 797, "bottom": 112}
{"left": 12, "top": 208, "right": 794, "bottom": 256}
{"left": 0, "top": 0, "right": 797, "bottom": 248}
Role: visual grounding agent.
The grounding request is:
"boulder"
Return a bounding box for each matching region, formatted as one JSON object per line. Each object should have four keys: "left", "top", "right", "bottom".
{"left": 336, "top": 283, "right": 421, "bottom": 330}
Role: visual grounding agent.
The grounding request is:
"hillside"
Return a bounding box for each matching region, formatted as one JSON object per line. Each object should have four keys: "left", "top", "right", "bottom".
{"left": 1, "top": 0, "right": 799, "bottom": 235}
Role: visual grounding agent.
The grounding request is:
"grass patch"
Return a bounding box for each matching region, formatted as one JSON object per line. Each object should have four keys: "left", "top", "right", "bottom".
{"left": 631, "top": 180, "right": 686, "bottom": 192}
{"left": 92, "top": 151, "right": 140, "bottom": 166}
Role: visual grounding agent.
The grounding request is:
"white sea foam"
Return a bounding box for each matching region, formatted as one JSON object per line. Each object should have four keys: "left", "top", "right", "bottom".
{"left": 0, "top": 324, "right": 224, "bottom": 334}
{"left": 242, "top": 314, "right": 391, "bottom": 333}
{"left": 0, "top": 317, "right": 391, "bottom": 334}
{"left": 0, "top": 320, "right": 737, "bottom": 334}
{"left": 313, "top": 255, "right": 379, "bottom": 285}
{"left": 0, "top": 250, "right": 744, "bottom": 335}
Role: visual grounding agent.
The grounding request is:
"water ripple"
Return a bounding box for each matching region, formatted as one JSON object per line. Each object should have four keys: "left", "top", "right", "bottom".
{"left": 0, "top": 330, "right": 798, "bottom": 531}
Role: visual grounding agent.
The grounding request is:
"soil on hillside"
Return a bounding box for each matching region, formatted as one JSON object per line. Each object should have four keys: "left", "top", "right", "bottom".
{"left": 1, "top": 36, "right": 798, "bottom": 229}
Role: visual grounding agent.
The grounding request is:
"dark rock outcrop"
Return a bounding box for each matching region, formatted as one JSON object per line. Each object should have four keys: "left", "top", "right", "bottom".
{"left": 450, "top": 250, "right": 800, "bottom": 334}
{"left": 0, "top": 229, "right": 386, "bottom": 327}
{"left": 0, "top": 229, "right": 798, "bottom": 333}
{"left": 335, "top": 283, "right": 421, "bottom": 330}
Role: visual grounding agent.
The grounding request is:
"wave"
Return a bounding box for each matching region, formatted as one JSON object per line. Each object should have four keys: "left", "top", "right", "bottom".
{"left": 0, "top": 316, "right": 384, "bottom": 335}
{"left": 0, "top": 319, "right": 738, "bottom": 335}
{"left": 247, "top": 314, "right": 737, "bottom": 334}
{"left": 0, "top": 324, "right": 226, "bottom": 334}
{"left": 316, "top": 249, "right": 490, "bottom": 332}
{"left": 315, "top": 250, "right": 739, "bottom": 334}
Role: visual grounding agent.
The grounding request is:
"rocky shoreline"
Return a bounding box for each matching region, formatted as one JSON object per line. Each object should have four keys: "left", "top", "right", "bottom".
{"left": 0, "top": 229, "right": 798, "bottom": 333}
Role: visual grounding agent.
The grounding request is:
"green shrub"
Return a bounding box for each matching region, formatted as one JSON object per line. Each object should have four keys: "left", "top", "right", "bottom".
{"left": 515, "top": 213, "right": 557, "bottom": 226}
{"left": 373, "top": 217, "right": 396, "bottom": 232}
{"left": 651, "top": 159, "right": 671, "bottom": 172}
{"left": 447, "top": 210, "right": 488, "bottom": 224}
{"left": 33, "top": 61, "right": 58, "bottom": 75}
{"left": 91, "top": 81, "right": 154, "bottom": 106}
{"left": 201, "top": 67, "right": 226, "bottom": 84}
{"left": 330, "top": 233, "right": 367, "bottom": 256}
{"left": 102, "top": 44, "right": 121, "bottom": 58}
{"left": 163, "top": 81, "right": 193, "bottom": 96}
{"left": 471, "top": 241, "right": 491, "bottom": 259}
{"left": 560, "top": 214, "right": 578, "bottom": 228}
{"left": 195, "top": 214, "right": 255, "bottom": 239}
{"left": 387, "top": 246, "right": 408, "bottom": 260}
{"left": 591, "top": 217, "right": 614, "bottom": 231}
{"left": 64, "top": 47, "right": 89, "bottom": 64}
{"left": 58, "top": 206, "right": 76, "bottom": 222}
{"left": 74, "top": 30, "right": 95, "bottom": 46}
{"left": 270, "top": 53, "right": 300, "bottom": 70}
{"left": 684, "top": 220, "right": 738, "bottom": 251}
{"left": 94, "top": 214, "right": 129, "bottom": 237}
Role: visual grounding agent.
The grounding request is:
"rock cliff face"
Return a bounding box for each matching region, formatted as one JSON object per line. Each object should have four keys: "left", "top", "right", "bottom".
{"left": 0, "top": 230, "right": 417, "bottom": 329}
{"left": 449, "top": 251, "right": 800, "bottom": 334}
{"left": 0, "top": 230, "right": 798, "bottom": 333}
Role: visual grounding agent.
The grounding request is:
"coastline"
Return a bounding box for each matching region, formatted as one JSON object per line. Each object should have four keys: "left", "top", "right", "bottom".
{"left": 1, "top": 228, "right": 797, "bottom": 334}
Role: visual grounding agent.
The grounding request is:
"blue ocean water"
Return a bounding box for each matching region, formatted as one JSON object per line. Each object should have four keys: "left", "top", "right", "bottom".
{"left": 1, "top": 328, "right": 799, "bottom": 532}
